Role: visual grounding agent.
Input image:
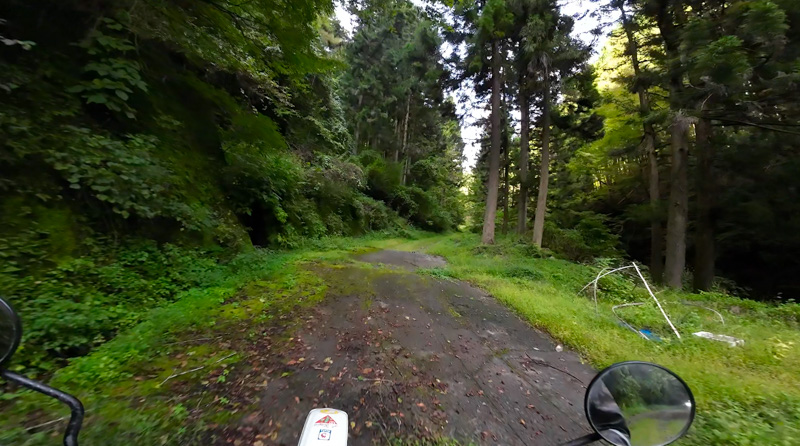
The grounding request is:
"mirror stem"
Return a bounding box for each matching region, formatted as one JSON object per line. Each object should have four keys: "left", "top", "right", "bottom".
{"left": 560, "top": 432, "right": 603, "bottom": 446}
{"left": 1, "top": 370, "right": 84, "bottom": 446}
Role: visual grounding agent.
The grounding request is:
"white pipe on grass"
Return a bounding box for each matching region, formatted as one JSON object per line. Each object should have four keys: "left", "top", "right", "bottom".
{"left": 580, "top": 265, "right": 636, "bottom": 313}
{"left": 632, "top": 262, "right": 681, "bottom": 339}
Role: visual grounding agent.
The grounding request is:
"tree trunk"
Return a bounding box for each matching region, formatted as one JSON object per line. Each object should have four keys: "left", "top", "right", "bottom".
{"left": 501, "top": 92, "right": 510, "bottom": 235}
{"left": 657, "top": 0, "right": 689, "bottom": 289}
{"left": 502, "top": 148, "right": 509, "bottom": 235}
{"left": 481, "top": 39, "right": 503, "bottom": 245}
{"left": 620, "top": 5, "right": 663, "bottom": 282}
{"left": 396, "top": 93, "right": 411, "bottom": 163}
{"left": 353, "top": 94, "right": 363, "bottom": 154}
{"left": 664, "top": 112, "right": 690, "bottom": 288}
{"left": 517, "top": 92, "right": 530, "bottom": 235}
{"left": 532, "top": 72, "right": 551, "bottom": 248}
{"left": 694, "top": 116, "right": 715, "bottom": 291}
{"left": 402, "top": 155, "right": 410, "bottom": 186}
{"left": 646, "top": 129, "right": 664, "bottom": 283}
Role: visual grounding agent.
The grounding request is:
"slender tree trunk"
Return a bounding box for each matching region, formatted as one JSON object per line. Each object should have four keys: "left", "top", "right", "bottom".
{"left": 501, "top": 92, "right": 510, "bottom": 235}
{"left": 694, "top": 116, "right": 715, "bottom": 291}
{"left": 402, "top": 155, "right": 410, "bottom": 186}
{"left": 646, "top": 129, "right": 664, "bottom": 282}
{"left": 532, "top": 71, "right": 551, "bottom": 247}
{"left": 620, "top": 5, "right": 664, "bottom": 282}
{"left": 353, "top": 94, "right": 363, "bottom": 154}
{"left": 396, "top": 93, "right": 411, "bottom": 163}
{"left": 517, "top": 93, "right": 530, "bottom": 235}
{"left": 481, "top": 39, "right": 503, "bottom": 245}
{"left": 664, "top": 112, "right": 690, "bottom": 288}
{"left": 502, "top": 147, "right": 509, "bottom": 235}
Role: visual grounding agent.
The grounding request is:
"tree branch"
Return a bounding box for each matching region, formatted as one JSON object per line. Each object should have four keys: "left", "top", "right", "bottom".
{"left": 710, "top": 116, "right": 800, "bottom": 135}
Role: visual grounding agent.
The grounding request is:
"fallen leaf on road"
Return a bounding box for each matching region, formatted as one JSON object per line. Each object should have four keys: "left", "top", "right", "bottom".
{"left": 520, "top": 419, "right": 526, "bottom": 427}
{"left": 362, "top": 368, "right": 373, "bottom": 374}
{"left": 294, "top": 396, "right": 300, "bottom": 404}
{"left": 244, "top": 412, "right": 261, "bottom": 424}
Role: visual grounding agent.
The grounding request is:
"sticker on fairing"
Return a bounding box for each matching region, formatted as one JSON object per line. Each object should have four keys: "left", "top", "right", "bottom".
{"left": 318, "top": 429, "right": 332, "bottom": 440}
{"left": 315, "top": 415, "right": 337, "bottom": 427}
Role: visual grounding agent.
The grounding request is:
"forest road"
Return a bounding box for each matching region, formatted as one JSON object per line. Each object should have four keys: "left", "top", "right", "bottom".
{"left": 217, "top": 250, "right": 596, "bottom": 445}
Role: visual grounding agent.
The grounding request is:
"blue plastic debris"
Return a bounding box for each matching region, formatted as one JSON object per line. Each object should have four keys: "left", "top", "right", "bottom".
{"left": 639, "top": 329, "right": 662, "bottom": 342}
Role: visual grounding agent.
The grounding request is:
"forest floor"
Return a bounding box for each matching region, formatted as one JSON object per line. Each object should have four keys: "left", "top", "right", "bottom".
{"left": 3, "top": 232, "right": 798, "bottom": 445}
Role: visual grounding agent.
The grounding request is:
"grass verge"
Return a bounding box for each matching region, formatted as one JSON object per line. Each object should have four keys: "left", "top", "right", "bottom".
{"left": 395, "top": 233, "right": 800, "bottom": 446}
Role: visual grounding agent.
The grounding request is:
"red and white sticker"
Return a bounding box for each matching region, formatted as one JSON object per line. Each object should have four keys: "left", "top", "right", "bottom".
{"left": 315, "top": 415, "right": 337, "bottom": 427}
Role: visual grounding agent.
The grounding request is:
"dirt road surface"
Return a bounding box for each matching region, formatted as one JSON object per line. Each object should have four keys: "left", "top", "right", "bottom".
{"left": 216, "top": 250, "right": 596, "bottom": 445}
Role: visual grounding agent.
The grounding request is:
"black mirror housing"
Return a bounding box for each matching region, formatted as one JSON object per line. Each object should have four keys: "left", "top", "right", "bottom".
{"left": 584, "top": 361, "right": 695, "bottom": 446}
{"left": 0, "top": 297, "right": 22, "bottom": 368}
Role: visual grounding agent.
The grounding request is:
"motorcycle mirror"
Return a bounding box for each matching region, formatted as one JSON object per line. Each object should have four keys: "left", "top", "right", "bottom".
{"left": 0, "top": 296, "right": 85, "bottom": 446}
{"left": 584, "top": 361, "right": 695, "bottom": 446}
{"left": 0, "top": 297, "right": 22, "bottom": 369}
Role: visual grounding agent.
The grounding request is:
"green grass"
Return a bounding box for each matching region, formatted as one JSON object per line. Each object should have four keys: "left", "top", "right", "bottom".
{"left": 388, "top": 233, "right": 800, "bottom": 446}
{"left": 629, "top": 416, "right": 686, "bottom": 446}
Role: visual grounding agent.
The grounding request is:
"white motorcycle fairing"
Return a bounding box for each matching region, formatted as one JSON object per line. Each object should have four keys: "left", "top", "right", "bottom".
{"left": 297, "top": 408, "right": 349, "bottom": 446}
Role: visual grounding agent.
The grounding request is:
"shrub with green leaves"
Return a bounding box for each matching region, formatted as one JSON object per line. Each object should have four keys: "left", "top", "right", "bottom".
{"left": 543, "top": 211, "right": 621, "bottom": 261}
{"left": 0, "top": 240, "right": 222, "bottom": 373}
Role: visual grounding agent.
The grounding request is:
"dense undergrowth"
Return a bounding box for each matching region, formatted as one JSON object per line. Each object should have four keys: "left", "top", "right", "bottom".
{"left": 398, "top": 234, "right": 800, "bottom": 445}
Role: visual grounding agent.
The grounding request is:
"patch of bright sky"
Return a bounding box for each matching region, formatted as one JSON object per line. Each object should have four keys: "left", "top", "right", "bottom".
{"left": 334, "top": 0, "right": 617, "bottom": 172}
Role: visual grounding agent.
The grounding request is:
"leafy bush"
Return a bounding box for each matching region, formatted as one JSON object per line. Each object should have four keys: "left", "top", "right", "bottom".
{"left": 361, "top": 152, "right": 461, "bottom": 232}
{"left": 391, "top": 185, "right": 455, "bottom": 231}
{"left": 0, "top": 240, "right": 224, "bottom": 373}
{"left": 353, "top": 195, "right": 401, "bottom": 231}
{"left": 66, "top": 18, "right": 148, "bottom": 119}
{"left": 543, "top": 211, "right": 621, "bottom": 261}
